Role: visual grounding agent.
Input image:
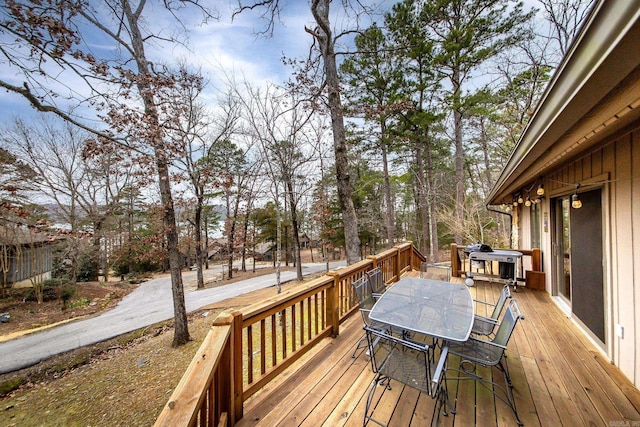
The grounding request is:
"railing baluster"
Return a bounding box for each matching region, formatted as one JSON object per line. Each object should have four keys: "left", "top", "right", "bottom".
{"left": 260, "top": 319, "right": 266, "bottom": 375}
{"left": 307, "top": 296, "right": 312, "bottom": 340}
{"left": 247, "top": 324, "right": 253, "bottom": 385}
{"left": 281, "top": 309, "right": 287, "bottom": 359}
{"left": 299, "top": 299, "right": 305, "bottom": 346}
{"left": 314, "top": 294, "right": 319, "bottom": 335}
{"left": 271, "top": 314, "right": 277, "bottom": 367}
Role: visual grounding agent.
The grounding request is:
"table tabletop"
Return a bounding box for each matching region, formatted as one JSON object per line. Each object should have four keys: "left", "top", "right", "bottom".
{"left": 469, "top": 249, "right": 523, "bottom": 259}
{"left": 369, "top": 277, "right": 474, "bottom": 342}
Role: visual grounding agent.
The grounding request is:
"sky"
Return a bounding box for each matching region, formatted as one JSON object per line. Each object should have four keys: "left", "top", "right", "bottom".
{"left": 0, "top": 1, "right": 396, "bottom": 122}
{"left": 0, "top": 0, "right": 558, "bottom": 129}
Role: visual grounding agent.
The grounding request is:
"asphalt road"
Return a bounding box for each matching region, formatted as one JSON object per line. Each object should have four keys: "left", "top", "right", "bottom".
{"left": 0, "top": 261, "right": 345, "bottom": 374}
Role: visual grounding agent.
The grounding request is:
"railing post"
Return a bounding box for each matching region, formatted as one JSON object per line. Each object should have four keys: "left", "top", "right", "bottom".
{"left": 367, "top": 255, "right": 378, "bottom": 269}
{"left": 326, "top": 272, "right": 340, "bottom": 338}
{"left": 393, "top": 246, "right": 400, "bottom": 279}
{"left": 230, "top": 310, "right": 243, "bottom": 424}
{"left": 408, "top": 241, "right": 414, "bottom": 270}
{"left": 211, "top": 312, "right": 233, "bottom": 426}
{"left": 451, "top": 244, "right": 460, "bottom": 278}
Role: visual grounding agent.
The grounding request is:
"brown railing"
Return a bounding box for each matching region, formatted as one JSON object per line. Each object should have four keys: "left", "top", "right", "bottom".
{"left": 154, "top": 242, "right": 424, "bottom": 427}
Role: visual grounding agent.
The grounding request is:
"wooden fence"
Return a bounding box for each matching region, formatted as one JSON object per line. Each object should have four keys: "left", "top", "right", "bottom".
{"left": 154, "top": 242, "right": 425, "bottom": 427}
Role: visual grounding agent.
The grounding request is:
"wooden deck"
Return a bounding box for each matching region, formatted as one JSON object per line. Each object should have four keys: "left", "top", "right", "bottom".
{"left": 236, "top": 273, "right": 640, "bottom": 426}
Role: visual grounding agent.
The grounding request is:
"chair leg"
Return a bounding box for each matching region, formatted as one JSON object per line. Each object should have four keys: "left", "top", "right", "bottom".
{"left": 352, "top": 334, "right": 368, "bottom": 358}
{"left": 451, "top": 362, "right": 522, "bottom": 426}
{"left": 364, "top": 375, "right": 388, "bottom": 427}
{"left": 498, "top": 363, "right": 523, "bottom": 426}
{"left": 430, "top": 379, "right": 454, "bottom": 427}
{"left": 497, "top": 358, "right": 513, "bottom": 387}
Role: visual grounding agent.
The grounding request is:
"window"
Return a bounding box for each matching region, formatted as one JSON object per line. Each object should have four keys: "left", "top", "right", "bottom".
{"left": 530, "top": 202, "right": 541, "bottom": 249}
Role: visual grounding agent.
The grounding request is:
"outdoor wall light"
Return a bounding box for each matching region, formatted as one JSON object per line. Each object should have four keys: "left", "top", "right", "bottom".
{"left": 525, "top": 196, "right": 532, "bottom": 207}
{"left": 571, "top": 184, "right": 582, "bottom": 209}
{"left": 536, "top": 181, "right": 545, "bottom": 196}
{"left": 571, "top": 193, "right": 582, "bottom": 209}
{"left": 517, "top": 194, "right": 524, "bottom": 204}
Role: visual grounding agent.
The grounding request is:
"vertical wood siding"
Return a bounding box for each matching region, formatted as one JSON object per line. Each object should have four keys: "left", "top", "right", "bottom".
{"left": 543, "top": 126, "right": 639, "bottom": 387}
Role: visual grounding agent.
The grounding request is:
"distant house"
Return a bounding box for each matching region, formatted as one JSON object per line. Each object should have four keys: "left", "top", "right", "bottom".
{"left": 248, "top": 243, "right": 273, "bottom": 262}
{"left": 1, "top": 228, "right": 57, "bottom": 289}
{"left": 487, "top": 0, "right": 640, "bottom": 387}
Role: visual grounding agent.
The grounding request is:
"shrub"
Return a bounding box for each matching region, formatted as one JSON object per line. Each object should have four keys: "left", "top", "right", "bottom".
{"left": 76, "top": 253, "right": 99, "bottom": 282}
{"left": 60, "top": 285, "right": 77, "bottom": 310}
{"left": 67, "top": 297, "right": 90, "bottom": 309}
{"left": 0, "top": 377, "right": 25, "bottom": 397}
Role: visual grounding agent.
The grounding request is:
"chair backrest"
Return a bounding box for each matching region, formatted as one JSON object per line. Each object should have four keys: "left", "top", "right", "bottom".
{"left": 352, "top": 276, "right": 375, "bottom": 326}
{"left": 353, "top": 275, "right": 372, "bottom": 305}
{"left": 367, "top": 267, "right": 386, "bottom": 294}
{"left": 490, "top": 284, "right": 512, "bottom": 320}
{"left": 420, "top": 262, "right": 452, "bottom": 281}
{"left": 492, "top": 299, "right": 524, "bottom": 348}
{"left": 365, "top": 326, "right": 433, "bottom": 395}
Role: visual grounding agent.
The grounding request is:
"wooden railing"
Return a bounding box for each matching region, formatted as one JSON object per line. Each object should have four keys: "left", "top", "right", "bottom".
{"left": 154, "top": 242, "right": 425, "bottom": 427}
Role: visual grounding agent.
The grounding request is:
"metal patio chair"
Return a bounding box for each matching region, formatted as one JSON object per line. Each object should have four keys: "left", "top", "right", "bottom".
{"left": 352, "top": 275, "right": 389, "bottom": 359}
{"left": 367, "top": 267, "right": 387, "bottom": 298}
{"left": 420, "top": 262, "right": 452, "bottom": 282}
{"left": 471, "top": 284, "right": 512, "bottom": 338}
{"left": 363, "top": 326, "right": 450, "bottom": 426}
{"left": 447, "top": 299, "right": 525, "bottom": 426}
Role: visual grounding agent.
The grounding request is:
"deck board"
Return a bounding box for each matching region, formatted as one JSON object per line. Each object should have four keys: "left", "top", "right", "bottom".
{"left": 237, "top": 274, "right": 640, "bottom": 427}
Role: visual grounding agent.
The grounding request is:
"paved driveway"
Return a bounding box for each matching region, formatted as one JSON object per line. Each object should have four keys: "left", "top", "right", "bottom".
{"left": 0, "top": 262, "right": 344, "bottom": 374}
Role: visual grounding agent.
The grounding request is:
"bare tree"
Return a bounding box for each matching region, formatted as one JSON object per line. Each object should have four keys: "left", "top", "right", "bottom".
{"left": 236, "top": 82, "right": 316, "bottom": 281}
{"left": 0, "top": 0, "right": 218, "bottom": 346}
{"left": 172, "top": 73, "right": 240, "bottom": 289}
{"left": 538, "top": 0, "right": 596, "bottom": 60}
{"left": 4, "top": 116, "right": 135, "bottom": 282}
{"left": 235, "top": 0, "right": 363, "bottom": 264}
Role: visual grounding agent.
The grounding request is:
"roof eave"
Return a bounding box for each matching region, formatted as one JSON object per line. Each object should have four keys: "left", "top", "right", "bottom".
{"left": 488, "top": 0, "right": 640, "bottom": 205}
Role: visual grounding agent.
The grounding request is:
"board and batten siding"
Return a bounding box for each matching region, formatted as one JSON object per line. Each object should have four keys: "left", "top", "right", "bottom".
{"left": 541, "top": 126, "right": 639, "bottom": 387}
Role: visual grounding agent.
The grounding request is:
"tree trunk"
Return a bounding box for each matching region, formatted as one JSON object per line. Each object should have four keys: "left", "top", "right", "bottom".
{"left": 311, "top": 0, "right": 360, "bottom": 265}
{"left": 380, "top": 122, "right": 395, "bottom": 248}
{"left": 194, "top": 194, "right": 204, "bottom": 289}
{"left": 157, "top": 155, "right": 191, "bottom": 346}
{"left": 123, "top": 2, "right": 190, "bottom": 346}
{"left": 204, "top": 215, "right": 209, "bottom": 270}
{"left": 425, "top": 135, "right": 440, "bottom": 262}
{"left": 285, "top": 180, "right": 303, "bottom": 281}
{"left": 415, "top": 139, "right": 430, "bottom": 255}
{"left": 479, "top": 117, "right": 494, "bottom": 191}
{"left": 453, "top": 70, "right": 464, "bottom": 246}
{"left": 226, "top": 193, "right": 241, "bottom": 280}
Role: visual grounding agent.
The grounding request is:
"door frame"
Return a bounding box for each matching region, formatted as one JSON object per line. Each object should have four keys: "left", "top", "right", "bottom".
{"left": 547, "top": 175, "right": 611, "bottom": 355}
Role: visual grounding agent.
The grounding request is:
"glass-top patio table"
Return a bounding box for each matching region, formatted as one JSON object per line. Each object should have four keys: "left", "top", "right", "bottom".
{"left": 369, "top": 277, "right": 474, "bottom": 342}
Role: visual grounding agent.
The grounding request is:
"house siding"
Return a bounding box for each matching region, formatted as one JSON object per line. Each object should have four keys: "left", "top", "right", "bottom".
{"left": 531, "top": 126, "right": 639, "bottom": 387}
{"left": 4, "top": 243, "right": 54, "bottom": 288}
